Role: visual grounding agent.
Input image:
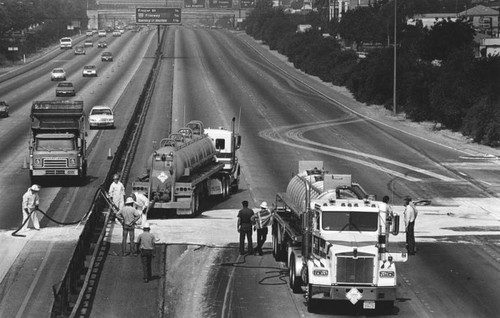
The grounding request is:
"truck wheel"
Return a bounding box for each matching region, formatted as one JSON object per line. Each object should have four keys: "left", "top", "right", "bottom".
{"left": 223, "top": 176, "right": 229, "bottom": 199}
{"left": 377, "top": 301, "right": 395, "bottom": 314}
{"left": 307, "top": 285, "right": 317, "bottom": 313}
{"left": 272, "top": 227, "right": 286, "bottom": 262}
{"left": 289, "top": 256, "right": 302, "bottom": 293}
{"left": 190, "top": 190, "right": 199, "bottom": 216}
{"left": 30, "top": 173, "right": 39, "bottom": 185}
{"left": 82, "top": 162, "right": 87, "bottom": 178}
{"left": 272, "top": 231, "right": 279, "bottom": 260}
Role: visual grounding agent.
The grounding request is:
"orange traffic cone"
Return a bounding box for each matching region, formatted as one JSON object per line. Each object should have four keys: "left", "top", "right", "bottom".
{"left": 107, "top": 148, "right": 113, "bottom": 160}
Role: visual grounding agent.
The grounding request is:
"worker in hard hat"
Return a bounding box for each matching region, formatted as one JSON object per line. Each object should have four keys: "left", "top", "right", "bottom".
{"left": 108, "top": 174, "right": 125, "bottom": 211}
{"left": 136, "top": 223, "right": 156, "bottom": 283}
{"left": 251, "top": 201, "right": 273, "bottom": 256}
{"left": 21, "top": 184, "right": 41, "bottom": 231}
{"left": 132, "top": 191, "right": 150, "bottom": 227}
{"left": 116, "top": 197, "right": 141, "bottom": 256}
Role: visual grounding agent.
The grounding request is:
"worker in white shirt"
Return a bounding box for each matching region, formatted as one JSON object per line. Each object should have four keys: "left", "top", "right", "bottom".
{"left": 132, "top": 191, "right": 150, "bottom": 227}
{"left": 403, "top": 197, "right": 418, "bottom": 255}
{"left": 108, "top": 174, "right": 125, "bottom": 211}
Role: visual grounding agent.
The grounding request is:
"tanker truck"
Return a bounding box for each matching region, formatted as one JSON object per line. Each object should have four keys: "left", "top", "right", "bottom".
{"left": 29, "top": 100, "right": 87, "bottom": 183}
{"left": 132, "top": 118, "right": 241, "bottom": 216}
{"left": 271, "top": 161, "right": 407, "bottom": 313}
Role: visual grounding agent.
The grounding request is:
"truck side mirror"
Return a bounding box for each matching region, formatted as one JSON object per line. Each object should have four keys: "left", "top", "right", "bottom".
{"left": 236, "top": 135, "right": 241, "bottom": 149}
{"left": 391, "top": 215, "right": 400, "bottom": 235}
{"left": 77, "top": 138, "right": 82, "bottom": 148}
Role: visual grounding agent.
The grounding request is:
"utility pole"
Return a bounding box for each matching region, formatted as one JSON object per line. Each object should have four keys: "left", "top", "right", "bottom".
{"left": 393, "top": 0, "right": 397, "bottom": 115}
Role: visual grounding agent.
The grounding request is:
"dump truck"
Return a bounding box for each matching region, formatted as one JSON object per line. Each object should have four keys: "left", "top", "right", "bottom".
{"left": 271, "top": 161, "right": 407, "bottom": 313}
{"left": 132, "top": 118, "right": 241, "bottom": 216}
{"left": 29, "top": 101, "right": 87, "bottom": 182}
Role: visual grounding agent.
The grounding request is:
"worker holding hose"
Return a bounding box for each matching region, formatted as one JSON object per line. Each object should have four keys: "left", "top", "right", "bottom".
{"left": 21, "top": 184, "right": 41, "bottom": 231}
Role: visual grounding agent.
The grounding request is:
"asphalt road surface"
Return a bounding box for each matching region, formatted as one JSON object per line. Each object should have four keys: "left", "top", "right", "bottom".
{"left": 1, "top": 24, "right": 500, "bottom": 318}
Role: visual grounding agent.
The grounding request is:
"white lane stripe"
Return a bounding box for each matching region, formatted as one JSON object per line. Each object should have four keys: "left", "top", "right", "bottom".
{"left": 286, "top": 121, "right": 457, "bottom": 182}
{"left": 15, "top": 241, "right": 54, "bottom": 318}
{"left": 260, "top": 128, "right": 421, "bottom": 182}
{"left": 221, "top": 255, "right": 239, "bottom": 318}
{"left": 259, "top": 120, "right": 457, "bottom": 182}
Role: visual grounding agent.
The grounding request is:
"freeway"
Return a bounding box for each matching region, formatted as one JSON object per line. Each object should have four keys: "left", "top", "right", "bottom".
{"left": 0, "top": 27, "right": 159, "bottom": 316}
{"left": 1, "top": 23, "right": 500, "bottom": 318}
{"left": 90, "top": 24, "right": 500, "bottom": 318}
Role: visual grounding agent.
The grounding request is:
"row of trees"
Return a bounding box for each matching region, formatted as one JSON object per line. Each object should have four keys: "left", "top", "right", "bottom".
{"left": 0, "top": 0, "right": 87, "bottom": 63}
{"left": 243, "top": 0, "right": 500, "bottom": 147}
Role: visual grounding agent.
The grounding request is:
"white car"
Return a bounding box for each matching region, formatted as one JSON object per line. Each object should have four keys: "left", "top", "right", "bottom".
{"left": 82, "top": 65, "right": 97, "bottom": 77}
{"left": 89, "top": 105, "right": 114, "bottom": 129}
{"left": 51, "top": 68, "right": 66, "bottom": 81}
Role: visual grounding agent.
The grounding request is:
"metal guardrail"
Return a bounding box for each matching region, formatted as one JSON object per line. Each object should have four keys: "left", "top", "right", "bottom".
{"left": 50, "top": 29, "right": 167, "bottom": 318}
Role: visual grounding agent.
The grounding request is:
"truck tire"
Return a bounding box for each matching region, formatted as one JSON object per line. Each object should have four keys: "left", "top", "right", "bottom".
{"left": 272, "top": 226, "right": 287, "bottom": 262}
{"left": 223, "top": 176, "right": 230, "bottom": 199}
{"left": 307, "top": 285, "right": 317, "bottom": 313}
{"left": 289, "top": 255, "right": 302, "bottom": 293}
{"left": 81, "top": 162, "right": 87, "bottom": 179}
{"left": 30, "top": 172, "right": 39, "bottom": 185}
{"left": 190, "top": 190, "right": 200, "bottom": 216}
{"left": 377, "top": 301, "right": 395, "bottom": 314}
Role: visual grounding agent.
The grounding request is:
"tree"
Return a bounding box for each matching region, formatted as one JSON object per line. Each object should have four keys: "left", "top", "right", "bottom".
{"left": 337, "top": 6, "right": 385, "bottom": 50}
{"left": 419, "top": 18, "right": 475, "bottom": 61}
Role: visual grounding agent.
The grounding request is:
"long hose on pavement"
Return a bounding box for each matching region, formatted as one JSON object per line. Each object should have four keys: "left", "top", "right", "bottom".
{"left": 11, "top": 188, "right": 115, "bottom": 237}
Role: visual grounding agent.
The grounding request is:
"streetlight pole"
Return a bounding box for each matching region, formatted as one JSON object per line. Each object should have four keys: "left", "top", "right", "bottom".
{"left": 393, "top": 0, "right": 397, "bottom": 115}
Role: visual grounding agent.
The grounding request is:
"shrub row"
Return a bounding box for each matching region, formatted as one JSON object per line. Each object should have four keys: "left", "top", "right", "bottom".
{"left": 243, "top": 5, "right": 500, "bottom": 147}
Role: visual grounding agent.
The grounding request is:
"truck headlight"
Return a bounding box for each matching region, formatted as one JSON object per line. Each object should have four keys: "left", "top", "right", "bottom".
{"left": 313, "top": 269, "right": 329, "bottom": 276}
{"left": 34, "top": 158, "right": 42, "bottom": 166}
{"left": 69, "top": 158, "right": 76, "bottom": 166}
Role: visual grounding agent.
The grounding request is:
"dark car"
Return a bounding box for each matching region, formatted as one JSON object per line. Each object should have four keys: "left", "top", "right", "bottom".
{"left": 56, "top": 82, "right": 76, "bottom": 97}
{"left": 0, "top": 101, "right": 9, "bottom": 117}
{"left": 97, "top": 41, "right": 108, "bottom": 48}
{"left": 74, "top": 46, "right": 86, "bottom": 55}
{"left": 101, "top": 51, "right": 113, "bottom": 62}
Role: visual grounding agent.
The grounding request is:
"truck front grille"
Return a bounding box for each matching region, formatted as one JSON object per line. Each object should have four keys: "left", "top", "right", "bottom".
{"left": 336, "top": 256, "right": 374, "bottom": 284}
{"left": 43, "top": 158, "right": 68, "bottom": 168}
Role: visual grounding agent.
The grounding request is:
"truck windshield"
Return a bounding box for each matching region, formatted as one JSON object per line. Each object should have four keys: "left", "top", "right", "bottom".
{"left": 322, "top": 212, "right": 378, "bottom": 232}
{"left": 91, "top": 109, "right": 111, "bottom": 115}
{"left": 36, "top": 139, "right": 75, "bottom": 151}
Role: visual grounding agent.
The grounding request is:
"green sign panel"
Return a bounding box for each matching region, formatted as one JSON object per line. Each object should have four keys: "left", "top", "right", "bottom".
{"left": 136, "top": 8, "right": 181, "bottom": 25}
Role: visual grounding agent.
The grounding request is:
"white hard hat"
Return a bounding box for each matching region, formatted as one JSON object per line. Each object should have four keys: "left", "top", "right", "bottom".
{"left": 30, "top": 184, "right": 41, "bottom": 191}
{"left": 143, "top": 223, "right": 150, "bottom": 229}
{"left": 260, "top": 201, "right": 268, "bottom": 209}
{"left": 125, "top": 197, "right": 136, "bottom": 205}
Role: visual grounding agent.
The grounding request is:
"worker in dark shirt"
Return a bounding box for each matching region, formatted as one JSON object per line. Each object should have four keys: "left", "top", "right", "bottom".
{"left": 237, "top": 200, "right": 254, "bottom": 255}
{"left": 137, "top": 223, "right": 156, "bottom": 283}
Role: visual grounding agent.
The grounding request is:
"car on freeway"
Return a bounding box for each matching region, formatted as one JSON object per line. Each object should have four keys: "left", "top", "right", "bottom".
{"left": 0, "top": 101, "right": 9, "bottom": 117}
{"left": 97, "top": 41, "right": 108, "bottom": 48}
{"left": 51, "top": 68, "right": 66, "bottom": 81}
{"left": 101, "top": 51, "right": 113, "bottom": 62}
{"left": 88, "top": 105, "right": 114, "bottom": 129}
{"left": 84, "top": 40, "right": 94, "bottom": 47}
{"left": 98, "top": 30, "right": 106, "bottom": 37}
{"left": 86, "top": 30, "right": 93, "bottom": 37}
{"left": 82, "top": 65, "right": 97, "bottom": 77}
{"left": 55, "top": 82, "right": 75, "bottom": 97}
{"left": 74, "top": 46, "right": 86, "bottom": 55}
{"left": 112, "top": 30, "right": 121, "bottom": 37}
